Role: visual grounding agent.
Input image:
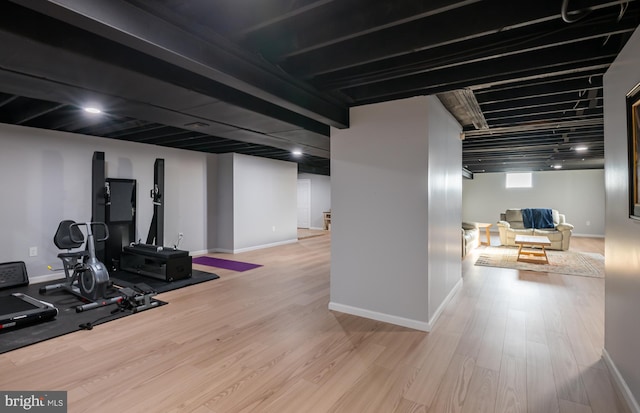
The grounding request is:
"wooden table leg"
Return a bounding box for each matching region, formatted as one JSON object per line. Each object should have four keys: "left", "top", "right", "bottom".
{"left": 517, "top": 244, "right": 524, "bottom": 261}
{"left": 517, "top": 244, "right": 551, "bottom": 264}
{"left": 541, "top": 245, "right": 549, "bottom": 264}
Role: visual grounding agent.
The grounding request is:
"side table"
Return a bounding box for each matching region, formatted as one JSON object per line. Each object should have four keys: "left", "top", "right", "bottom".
{"left": 475, "top": 222, "right": 492, "bottom": 246}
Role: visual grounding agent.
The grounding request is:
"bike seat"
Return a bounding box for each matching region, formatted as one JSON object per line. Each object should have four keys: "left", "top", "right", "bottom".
{"left": 57, "top": 251, "right": 89, "bottom": 259}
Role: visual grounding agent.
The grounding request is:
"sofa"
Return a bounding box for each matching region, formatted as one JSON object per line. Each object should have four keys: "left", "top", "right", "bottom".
{"left": 497, "top": 208, "right": 574, "bottom": 250}
{"left": 462, "top": 222, "right": 480, "bottom": 257}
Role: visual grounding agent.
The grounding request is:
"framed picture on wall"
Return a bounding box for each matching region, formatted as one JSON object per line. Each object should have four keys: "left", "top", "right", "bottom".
{"left": 627, "top": 82, "right": 640, "bottom": 219}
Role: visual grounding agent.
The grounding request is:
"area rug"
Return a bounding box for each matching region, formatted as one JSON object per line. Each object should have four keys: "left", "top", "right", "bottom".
{"left": 475, "top": 246, "right": 604, "bottom": 278}
{"left": 192, "top": 256, "right": 262, "bottom": 272}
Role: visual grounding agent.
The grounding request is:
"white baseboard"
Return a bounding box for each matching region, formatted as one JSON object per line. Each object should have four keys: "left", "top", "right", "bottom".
{"left": 573, "top": 233, "right": 605, "bottom": 238}
{"left": 233, "top": 239, "right": 298, "bottom": 253}
{"left": 328, "top": 277, "right": 463, "bottom": 332}
{"left": 190, "top": 249, "right": 209, "bottom": 256}
{"left": 328, "top": 302, "right": 431, "bottom": 332}
{"left": 212, "top": 238, "right": 298, "bottom": 254}
{"left": 602, "top": 348, "right": 640, "bottom": 413}
{"left": 29, "top": 272, "right": 66, "bottom": 284}
{"left": 428, "top": 277, "right": 463, "bottom": 327}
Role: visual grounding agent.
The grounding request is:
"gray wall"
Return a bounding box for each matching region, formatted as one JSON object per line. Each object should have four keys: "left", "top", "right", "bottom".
{"left": 0, "top": 122, "right": 300, "bottom": 279}
{"left": 330, "top": 95, "right": 461, "bottom": 331}
{"left": 216, "top": 153, "right": 235, "bottom": 252}
{"left": 603, "top": 26, "right": 640, "bottom": 410}
{"left": 216, "top": 153, "right": 298, "bottom": 253}
{"left": 427, "top": 97, "right": 464, "bottom": 320}
{"left": 298, "top": 173, "right": 331, "bottom": 229}
{"left": 463, "top": 170, "right": 605, "bottom": 236}
{"left": 0, "top": 123, "right": 210, "bottom": 280}
{"left": 205, "top": 155, "right": 219, "bottom": 250}
{"left": 233, "top": 153, "right": 298, "bottom": 251}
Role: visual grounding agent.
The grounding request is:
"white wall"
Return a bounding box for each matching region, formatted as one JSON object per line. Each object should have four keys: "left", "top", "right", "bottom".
{"left": 330, "top": 95, "right": 461, "bottom": 331}
{"left": 298, "top": 173, "right": 331, "bottom": 229}
{"left": 0, "top": 123, "right": 210, "bottom": 280}
{"left": 463, "top": 170, "right": 605, "bottom": 236}
{"left": 216, "top": 153, "right": 235, "bottom": 252}
{"left": 0, "top": 123, "right": 303, "bottom": 277}
{"left": 603, "top": 26, "right": 640, "bottom": 411}
{"left": 427, "top": 97, "right": 464, "bottom": 320}
{"left": 206, "top": 155, "right": 219, "bottom": 250}
{"left": 216, "top": 153, "right": 298, "bottom": 253}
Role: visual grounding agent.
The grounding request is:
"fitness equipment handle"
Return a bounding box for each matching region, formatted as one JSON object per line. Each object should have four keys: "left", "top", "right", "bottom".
{"left": 69, "top": 222, "right": 110, "bottom": 243}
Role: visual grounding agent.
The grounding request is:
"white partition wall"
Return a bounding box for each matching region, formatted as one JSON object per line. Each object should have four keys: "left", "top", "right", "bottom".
{"left": 603, "top": 26, "right": 640, "bottom": 412}
{"left": 330, "top": 95, "right": 462, "bottom": 331}
{"left": 426, "top": 97, "right": 464, "bottom": 320}
{"left": 216, "top": 153, "right": 236, "bottom": 252}
{"left": 216, "top": 153, "right": 298, "bottom": 253}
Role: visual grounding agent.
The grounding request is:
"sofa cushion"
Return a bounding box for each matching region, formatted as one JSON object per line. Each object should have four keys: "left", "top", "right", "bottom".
{"left": 534, "top": 228, "right": 562, "bottom": 242}
{"left": 509, "top": 228, "right": 534, "bottom": 236}
{"left": 505, "top": 228, "right": 534, "bottom": 244}
{"left": 462, "top": 224, "right": 479, "bottom": 257}
{"left": 505, "top": 209, "right": 526, "bottom": 229}
{"left": 505, "top": 209, "right": 522, "bottom": 222}
{"left": 462, "top": 222, "right": 477, "bottom": 231}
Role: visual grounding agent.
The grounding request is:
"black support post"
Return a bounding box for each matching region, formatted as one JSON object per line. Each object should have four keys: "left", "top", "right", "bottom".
{"left": 146, "top": 158, "right": 164, "bottom": 246}
{"left": 91, "top": 151, "right": 106, "bottom": 262}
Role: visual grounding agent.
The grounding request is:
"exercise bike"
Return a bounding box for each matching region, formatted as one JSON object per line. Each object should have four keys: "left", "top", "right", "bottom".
{"left": 40, "top": 220, "right": 121, "bottom": 312}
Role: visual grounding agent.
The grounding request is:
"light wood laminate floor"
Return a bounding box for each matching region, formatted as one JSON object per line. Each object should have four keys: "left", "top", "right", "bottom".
{"left": 1, "top": 235, "right": 625, "bottom": 413}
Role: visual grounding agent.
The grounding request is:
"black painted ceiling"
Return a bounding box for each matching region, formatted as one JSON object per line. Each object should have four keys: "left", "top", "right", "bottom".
{"left": 1, "top": 0, "right": 638, "bottom": 175}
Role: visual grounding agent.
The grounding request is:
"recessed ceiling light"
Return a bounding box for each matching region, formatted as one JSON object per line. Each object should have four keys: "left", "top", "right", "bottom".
{"left": 574, "top": 145, "right": 588, "bottom": 152}
{"left": 292, "top": 150, "right": 303, "bottom": 156}
{"left": 553, "top": 165, "right": 563, "bottom": 169}
{"left": 83, "top": 107, "right": 102, "bottom": 114}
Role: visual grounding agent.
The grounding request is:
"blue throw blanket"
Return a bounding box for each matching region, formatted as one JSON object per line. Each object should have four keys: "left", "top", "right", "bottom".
{"left": 521, "top": 208, "right": 554, "bottom": 229}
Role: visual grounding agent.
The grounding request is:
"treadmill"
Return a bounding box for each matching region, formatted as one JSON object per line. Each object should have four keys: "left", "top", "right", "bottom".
{"left": 0, "top": 293, "right": 58, "bottom": 331}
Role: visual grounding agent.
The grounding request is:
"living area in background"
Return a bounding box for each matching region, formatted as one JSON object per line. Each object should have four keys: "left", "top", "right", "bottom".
{"left": 461, "top": 169, "right": 604, "bottom": 257}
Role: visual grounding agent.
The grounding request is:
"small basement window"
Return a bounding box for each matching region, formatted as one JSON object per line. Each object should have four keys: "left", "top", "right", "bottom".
{"left": 505, "top": 172, "right": 532, "bottom": 188}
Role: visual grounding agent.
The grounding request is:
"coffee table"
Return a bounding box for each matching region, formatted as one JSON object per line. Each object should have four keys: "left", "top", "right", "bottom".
{"left": 514, "top": 235, "right": 551, "bottom": 264}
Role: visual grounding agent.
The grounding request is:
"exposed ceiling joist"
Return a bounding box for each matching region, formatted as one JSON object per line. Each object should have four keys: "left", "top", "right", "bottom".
{"left": 11, "top": 0, "right": 349, "bottom": 129}
{"left": 0, "top": 0, "right": 637, "bottom": 175}
{"left": 278, "top": 0, "right": 625, "bottom": 77}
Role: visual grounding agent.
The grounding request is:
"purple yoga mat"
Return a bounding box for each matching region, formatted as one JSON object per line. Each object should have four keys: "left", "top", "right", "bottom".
{"left": 192, "top": 256, "right": 262, "bottom": 272}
